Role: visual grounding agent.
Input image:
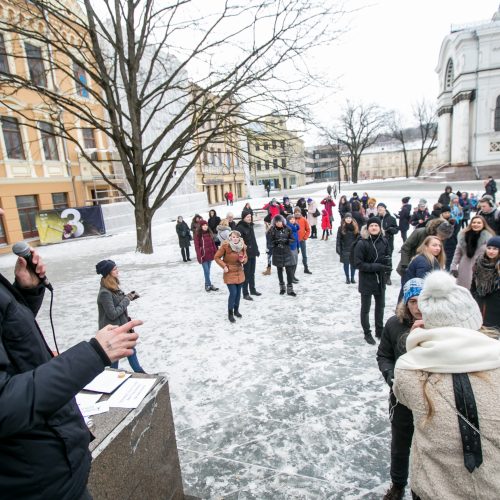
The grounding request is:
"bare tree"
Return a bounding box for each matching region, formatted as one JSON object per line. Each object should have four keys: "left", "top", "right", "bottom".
{"left": 0, "top": 0, "right": 346, "bottom": 252}
{"left": 387, "top": 111, "right": 410, "bottom": 178}
{"left": 323, "top": 102, "right": 387, "bottom": 183}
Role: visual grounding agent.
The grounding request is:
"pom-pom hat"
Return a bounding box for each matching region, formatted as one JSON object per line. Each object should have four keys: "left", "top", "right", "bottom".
{"left": 418, "top": 270, "right": 483, "bottom": 331}
{"left": 96, "top": 259, "right": 116, "bottom": 277}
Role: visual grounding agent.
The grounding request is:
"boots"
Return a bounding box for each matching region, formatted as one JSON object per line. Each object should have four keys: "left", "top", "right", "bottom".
{"left": 262, "top": 266, "right": 271, "bottom": 276}
{"left": 382, "top": 484, "right": 405, "bottom": 500}
{"left": 292, "top": 276, "right": 299, "bottom": 284}
{"left": 304, "top": 266, "right": 312, "bottom": 275}
{"left": 233, "top": 308, "right": 242, "bottom": 318}
{"left": 209, "top": 285, "right": 219, "bottom": 291}
{"left": 364, "top": 333, "right": 376, "bottom": 345}
{"left": 287, "top": 284, "right": 296, "bottom": 297}
{"left": 279, "top": 283, "right": 286, "bottom": 295}
{"left": 250, "top": 289, "right": 262, "bottom": 296}
{"left": 228, "top": 310, "right": 236, "bottom": 323}
{"left": 325, "top": 233, "right": 329, "bottom": 241}
{"left": 321, "top": 235, "right": 325, "bottom": 241}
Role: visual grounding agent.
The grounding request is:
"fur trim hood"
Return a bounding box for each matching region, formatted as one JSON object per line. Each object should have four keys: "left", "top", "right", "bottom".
{"left": 360, "top": 225, "right": 385, "bottom": 240}
{"left": 457, "top": 229, "right": 493, "bottom": 251}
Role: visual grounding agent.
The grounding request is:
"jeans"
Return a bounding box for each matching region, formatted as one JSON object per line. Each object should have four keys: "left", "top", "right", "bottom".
{"left": 110, "top": 347, "right": 144, "bottom": 372}
{"left": 227, "top": 283, "right": 242, "bottom": 310}
{"left": 243, "top": 257, "right": 257, "bottom": 295}
{"left": 277, "top": 266, "right": 294, "bottom": 285}
{"left": 400, "top": 229, "right": 408, "bottom": 242}
{"left": 360, "top": 293, "right": 385, "bottom": 336}
{"left": 201, "top": 260, "right": 212, "bottom": 287}
{"left": 389, "top": 392, "right": 414, "bottom": 488}
{"left": 181, "top": 247, "right": 190, "bottom": 261}
{"left": 343, "top": 261, "right": 355, "bottom": 280}
{"left": 299, "top": 240, "right": 308, "bottom": 267}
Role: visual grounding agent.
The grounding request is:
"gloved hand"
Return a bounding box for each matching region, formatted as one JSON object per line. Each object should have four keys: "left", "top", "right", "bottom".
{"left": 450, "top": 269, "right": 459, "bottom": 278}
{"left": 383, "top": 369, "right": 394, "bottom": 387}
{"left": 126, "top": 291, "right": 140, "bottom": 301}
{"left": 382, "top": 265, "right": 393, "bottom": 272}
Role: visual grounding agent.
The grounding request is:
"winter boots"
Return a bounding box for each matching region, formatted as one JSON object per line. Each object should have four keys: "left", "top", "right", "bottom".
{"left": 206, "top": 285, "right": 219, "bottom": 292}
{"left": 382, "top": 484, "right": 405, "bottom": 500}
{"left": 304, "top": 266, "right": 312, "bottom": 275}
{"left": 250, "top": 289, "right": 262, "bottom": 296}
{"left": 345, "top": 278, "right": 350, "bottom": 284}
{"left": 364, "top": 333, "right": 376, "bottom": 345}
{"left": 279, "top": 283, "right": 286, "bottom": 295}
{"left": 233, "top": 308, "right": 242, "bottom": 318}
{"left": 228, "top": 310, "right": 236, "bottom": 323}
{"left": 286, "top": 284, "right": 296, "bottom": 297}
{"left": 262, "top": 266, "right": 271, "bottom": 276}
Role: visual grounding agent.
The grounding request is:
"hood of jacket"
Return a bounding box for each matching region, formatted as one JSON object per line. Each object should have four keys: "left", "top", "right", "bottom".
{"left": 360, "top": 225, "right": 385, "bottom": 240}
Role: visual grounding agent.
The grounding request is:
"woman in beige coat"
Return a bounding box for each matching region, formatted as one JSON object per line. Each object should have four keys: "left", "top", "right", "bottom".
{"left": 214, "top": 230, "right": 248, "bottom": 322}
{"left": 394, "top": 270, "right": 500, "bottom": 500}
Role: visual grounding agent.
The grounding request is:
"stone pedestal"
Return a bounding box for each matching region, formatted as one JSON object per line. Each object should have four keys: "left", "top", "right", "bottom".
{"left": 87, "top": 375, "right": 185, "bottom": 500}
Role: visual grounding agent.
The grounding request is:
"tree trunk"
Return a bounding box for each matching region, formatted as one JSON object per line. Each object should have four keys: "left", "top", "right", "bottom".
{"left": 415, "top": 161, "right": 424, "bottom": 178}
{"left": 351, "top": 158, "right": 359, "bottom": 184}
{"left": 135, "top": 204, "right": 154, "bottom": 254}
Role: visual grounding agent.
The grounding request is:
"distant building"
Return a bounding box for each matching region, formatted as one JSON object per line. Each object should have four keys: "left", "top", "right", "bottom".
{"left": 436, "top": 6, "right": 500, "bottom": 177}
{"left": 247, "top": 116, "right": 305, "bottom": 190}
{"left": 304, "top": 145, "right": 339, "bottom": 184}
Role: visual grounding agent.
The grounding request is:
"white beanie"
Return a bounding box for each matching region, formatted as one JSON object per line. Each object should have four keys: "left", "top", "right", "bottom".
{"left": 418, "top": 270, "right": 483, "bottom": 331}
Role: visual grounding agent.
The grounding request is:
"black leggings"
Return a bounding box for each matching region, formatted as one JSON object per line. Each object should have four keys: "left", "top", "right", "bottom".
{"left": 181, "top": 247, "right": 190, "bottom": 260}
{"left": 277, "top": 266, "right": 294, "bottom": 285}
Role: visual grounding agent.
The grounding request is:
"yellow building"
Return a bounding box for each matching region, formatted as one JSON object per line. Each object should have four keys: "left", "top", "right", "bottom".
{"left": 0, "top": 0, "right": 124, "bottom": 250}
{"left": 247, "top": 115, "right": 305, "bottom": 190}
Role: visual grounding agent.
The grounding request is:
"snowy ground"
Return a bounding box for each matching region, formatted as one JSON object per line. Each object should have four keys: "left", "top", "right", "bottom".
{"left": 0, "top": 179, "right": 486, "bottom": 499}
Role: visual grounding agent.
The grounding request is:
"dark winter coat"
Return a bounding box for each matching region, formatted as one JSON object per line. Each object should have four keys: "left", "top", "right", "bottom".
{"left": 397, "top": 203, "right": 412, "bottom": 232}
{"left": 269, "top": 221, "right": 295, "bottom": 267}
{"left": 194, "top": 230, "right": 217, "bottom": 263}
{"left": 353, "top": 227, "right": 391, "bottom": 295}
{"left": 443, "top": 220, "right": 460, "bottom": 270}
{"left": 478, "top": 208, "right": 500, "bottom": 235}
{"left": 296, "top": 198, "right": 308, "bottom": 217}
{"left": 352, "top": 208, "right": 366, "bottom": 229}
{"left": 485, "top": 179, "right": 497, "bottom": 197}
{"left": 281, "top": 202, "right": 294, "bottom": 217}
{"left": 176, "top": 221, "right": 191, "bottom": 248}
{"left": 338, "top": 201, "right": 351, "bottom": 218}
{"left": 438, "top": 191, "right": 452, "bottom": 206}
{"left": 336, "top": 224, "right": 357, "bottom": 264}
{"left": 403, "top": 255, "right": 441, "bottom": 287}
{"left": 208, "top": 213, "right": 221, "bottom": 234}
{"left": 410, "top": 208, "right": 430, "bottom": 228}
{"left": 471, "top": 258, "right": 500, "bottom": 329}
{"left": 97, "top": 285, "right": 130, "bottom": 329}
{"left": 380, "top": 211, "right": 399, "bottom": 253}
{"left": 235, "top": 219, "right": 260, "bottom": 258}
{"left": 459, "top": 198, "right": 472, "bottom": 221}
{"left": 0, "top": 275, "right": 108, "bottom": 499}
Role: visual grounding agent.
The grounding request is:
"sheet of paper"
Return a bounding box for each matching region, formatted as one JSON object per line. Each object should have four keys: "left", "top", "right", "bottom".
{"left": 79, "top": 402, "right": 110, "bottom": 417}
{"left": 84, "top": 370, "right": 131, "bottom": 393}
{"left": 75, "top": 392, "right": 103, "bottom": 407}
{"left": 107, "top": 378, "right": 157, "bottom": 408}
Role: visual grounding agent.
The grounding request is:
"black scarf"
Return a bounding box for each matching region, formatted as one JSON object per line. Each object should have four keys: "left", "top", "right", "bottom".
{"left": 474, "top": 255, "right": 500, "bottom": 297}
{"left": 342, "top": 223, "right": 355, "bottom": 234}
{"left": 452, "top": 373, "right": 482, "bottom": 473}
{"left": 465, "top": 230, "right": 481, "bottom": 258}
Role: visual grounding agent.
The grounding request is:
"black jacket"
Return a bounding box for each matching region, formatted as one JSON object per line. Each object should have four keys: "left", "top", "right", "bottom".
{"left": 236, "top": 220, "right": 260, "bottom": 257}
{"left": 410, "top": 208, "right": 429, "bottom": 228}
{"left": 0, "top": 275, "right": 108, "bottom": 499}
{"left": 176, "top": 221, "right": 191, "bottom": 248}
{"left": 353, "top": 228, "right": 391, "bottom": 295}
{"left": 380, "top": 212, "right": 399, "bottom": 253}
{"left": 397, "top": 203, "right": 412, "bottom": 232}
{"left": 208, "top": 214, "right": 221, "bottom": 234}
{"left": 269, "top": 224, "right": 294, "bottom": 267}
{"left": 478, "top": 208, "right": 500, "bottom": 235}
{"left": 336, "top": 225, "right": 357, "bottom": 264}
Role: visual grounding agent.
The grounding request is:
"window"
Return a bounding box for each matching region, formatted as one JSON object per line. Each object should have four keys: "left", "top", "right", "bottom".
{"left": 25, "top": 43, "right": 47, "bottom": 87}
{"left": 272, "top": 140, "right": 277, "bottom": 149}
{"left": 280, "top": 140, "right": 285, "bottom": 149}
{"left": 1, "top": 117, "right": 25, "bottom": 159}
{"left": 273, "top": 158, "right": 278, "bottom": 169}
{"left": 0, "top": 34, "right": 10, "bottom": 74}
{"left": 73, "top": 62, "right": 89, "bottom": 98}
{"left": 281, "top": 158, "right": 287, "bottom": 169}
{"left": 264, "top": 142, "right": 269, "bottom": 151}
{"left": 445, "top": 59, "right": 454, "bottom": 91}
{"left": 203, "top": 149, "right": 208, "bottom": 164}
{"left": 256, "top": 160, "right": 262, "bottom": 171}
{"left": 82, "top": 128, "right": 97, "bottom": 160}
{"left": 255, "top": 143, "right": 260, "bottom": 151}
{"left": 0, "top": 205, "right": 6, "bottom": 244}
{"left": 265, "top": 160, "right": 270, "bottom": 170}
{"left": 52, "top": 192, "right": 68, "bottom": 209}
{"left": 210, "top": 147, "right": 215, "bottom": 165}
{"left": 494, "top": 96, "right": 500, "bottom": 132}
{"left": 217, "top": 148, "right": 222, "bottom": 165}
{"left": 226, "top": 151, "right": 231, "bottom": 167}
{"left": 16, "top": 195, "right": 39, "bottom": 238}
{"left": 38, "top": 121, "right": 59, "bottom": 160}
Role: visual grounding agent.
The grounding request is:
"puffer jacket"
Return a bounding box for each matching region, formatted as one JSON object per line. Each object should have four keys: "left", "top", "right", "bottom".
{"left": 0, "top": 275, "right": 108, "bottom": 500}
{"left": 176, "top": 221, "right": 191, "bottom": 248}
{"left": 194, "top": 230, "right": 217, "bottom": 263}
{"left": 269, "top": 218, "right": 295, "bottom": 267}
{"left": 214, "top": 240, "right": 248, "bottom": 284}
{"left": 336, "top": 224, "right": 358, "bottom": 264}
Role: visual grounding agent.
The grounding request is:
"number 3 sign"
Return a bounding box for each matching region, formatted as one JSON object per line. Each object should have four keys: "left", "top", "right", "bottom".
{"left": 61, "top": 208, "right": 85, "bottom": 238}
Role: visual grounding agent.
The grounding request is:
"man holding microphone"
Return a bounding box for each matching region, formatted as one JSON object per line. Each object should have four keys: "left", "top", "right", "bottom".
{"left": 0, "top": 213, "right": 141, "bottom": 500}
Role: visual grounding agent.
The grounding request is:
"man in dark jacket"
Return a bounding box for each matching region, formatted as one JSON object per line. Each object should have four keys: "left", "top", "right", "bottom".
{"left": 478, "top": 195, "right": 500, "bottom": 235}
{"left": 438, "top": 185, "right": 453, "bottom": 206}
{"left": 377, "top": 203, "right": 399, "bottom": 285}
{"left": 236, "top": 209, "right": 261, "bottom": 300}
{"left": 484, "top": 176, "right": 497, "bottom": 202}
{"left": 396, "top": 197, "right": 412, "bottom": 242}
{"left": 377, "top": 278, "right": 424, "bottom": 500}
{"left": 0, "top": 242, "right": 140, "bottom": 500}
{"left": 353, "top": 216, "right": 391, "bottom": 345}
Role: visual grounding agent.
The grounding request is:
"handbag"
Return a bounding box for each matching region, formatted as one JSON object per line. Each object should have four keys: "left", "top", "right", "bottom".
{"left": 314, "top": 209, "right": 320, "bottom": 217}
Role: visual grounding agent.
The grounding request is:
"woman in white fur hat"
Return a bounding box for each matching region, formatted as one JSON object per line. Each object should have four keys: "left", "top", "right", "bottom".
{"left": 393, "top": 270, "right": 500, "bottom": 500}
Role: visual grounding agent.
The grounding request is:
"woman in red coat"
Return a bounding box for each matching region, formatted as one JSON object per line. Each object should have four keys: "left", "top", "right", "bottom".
{"left": 194, "top": 220, "right": 219, "bottom": 292}
{"left": 321, "top": 209, "right": 332, "bottom": 240}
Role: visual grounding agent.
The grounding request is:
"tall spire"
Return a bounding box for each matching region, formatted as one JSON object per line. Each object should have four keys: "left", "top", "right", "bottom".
{"left": 492, "top": 4, "right": 500, "bottom": 21}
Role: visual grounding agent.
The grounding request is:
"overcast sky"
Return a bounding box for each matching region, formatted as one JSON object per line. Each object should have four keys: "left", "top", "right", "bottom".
{"left": 306, "top": 0, "right": 500, "bottom": 142}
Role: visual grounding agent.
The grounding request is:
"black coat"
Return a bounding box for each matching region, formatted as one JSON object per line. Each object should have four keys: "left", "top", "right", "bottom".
{"left": 444, "top": 221, "right": 459, "bottom": 270}
{"left": 269, "top": 225, "right": 294, "bottom": 267}
{"left": 380, "top": 212, "right": 399, "bottom": 254}
{"left": 176, "top": 221, "right": 191, "bottom": 248}
{"left": 236, "top": 220, "right": 260, "bottom": 257}
{"left": 353, "top": 229, "right": 391, "bottom": 295}
{"left": 338, "top": 201, "right": 351, "bottom": 218}
{"left": 479, "top": 208, "right": 500, "bottom": 235}
{"left": 0, "top": 275, "right": 107, "bottom": 499}
{"left": 208, "top": 215, "right": 221, "bottom": 234}
{"left": 336, "top": 225, "right": 357, "bottom": 264}
{"left": 438, "top": 192, "right": 451, "bottom": 206}
{"left": 397, "top": 203, "right": 412, "bottom": 232}
{"left": 352, "top": 210, "right": 365, "bottom": 229}
{"left": 410, "top": 209, "right": 429, "bottom": 228}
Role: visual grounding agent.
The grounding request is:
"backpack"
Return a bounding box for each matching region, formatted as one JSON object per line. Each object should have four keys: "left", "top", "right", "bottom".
{"left": 349, "top": 236, "right": 362, "bottom": 269}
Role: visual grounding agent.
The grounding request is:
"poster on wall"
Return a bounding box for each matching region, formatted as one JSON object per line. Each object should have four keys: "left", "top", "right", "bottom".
{"left": 36, "top": 206, "right": 106, "bottom": 244}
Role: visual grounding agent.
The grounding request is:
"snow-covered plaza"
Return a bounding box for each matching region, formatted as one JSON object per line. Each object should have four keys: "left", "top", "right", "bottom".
{"left": 0, "top": 179, "right": 487, "bottom": 499}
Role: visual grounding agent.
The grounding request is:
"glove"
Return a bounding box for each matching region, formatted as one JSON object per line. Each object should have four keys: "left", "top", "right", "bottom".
{"left": 383, "top": 369, "right": 394, "bottom": 387}
{"left": 450, "top": 269, "right": 459, "bottom": 278}
{"left": 126, "top": 291, "right": 140, "bottom": 301}
{"left": 382, "top": 265, "right": 392, "bottom": 272}
{"left": 372, "top": 263, "right": 385, "bottom": 271}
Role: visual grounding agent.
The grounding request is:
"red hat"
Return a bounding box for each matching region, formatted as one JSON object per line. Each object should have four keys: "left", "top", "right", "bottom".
{"left": 199, "top": 220, "right": 208, "bottom": 226}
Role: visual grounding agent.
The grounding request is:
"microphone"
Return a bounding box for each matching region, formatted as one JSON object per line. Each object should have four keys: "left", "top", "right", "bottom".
{"left": 12, "top": 242, "right": 53, "bottom": 291}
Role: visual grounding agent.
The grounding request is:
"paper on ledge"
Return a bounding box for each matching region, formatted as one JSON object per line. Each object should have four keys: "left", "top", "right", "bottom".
{"left": 84, "top": 370, "right": 131, "bottom": 393}
{"left": 107, "top": 378, "right": 156, "bottom": 408}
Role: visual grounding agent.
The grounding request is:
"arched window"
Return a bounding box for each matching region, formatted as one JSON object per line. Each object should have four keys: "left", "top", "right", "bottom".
{"left": 445, "top": 59, "right": 454, "bottom": 91}
{"left": 495, "top": 96, "right": 500, "bottom": 132}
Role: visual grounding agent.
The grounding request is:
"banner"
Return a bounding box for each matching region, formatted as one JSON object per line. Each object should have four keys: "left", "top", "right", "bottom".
{"left": 36, "top": 206, "right": 106, "bottom": 244}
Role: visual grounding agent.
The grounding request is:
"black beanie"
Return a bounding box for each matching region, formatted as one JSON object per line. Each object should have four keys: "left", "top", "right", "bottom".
{"left": 96, "top": 259, "right": 116, "bottom": 277}
{"left": 366, "top": 216, "right": 382, "bottom": 228}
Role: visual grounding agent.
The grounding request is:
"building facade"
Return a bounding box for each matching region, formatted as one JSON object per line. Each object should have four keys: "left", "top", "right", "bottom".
{"left": 304, "top": 145, "right": 339, "bottom": 184}
{"left": 247, "top": 116, "right": 305, "bottom": 191}
{"left": 436, "top": 6, "right": 500, "bottom": 172}
{"left": 0, "top": 0, "right": 124, "bottom": 248}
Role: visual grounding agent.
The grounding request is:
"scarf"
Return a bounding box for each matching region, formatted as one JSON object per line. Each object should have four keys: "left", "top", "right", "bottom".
{"left": 465, "top": 230, "right": 481, "bottom": 258}
{"left": 228, "top": 238, "right": 244, "bottom": 253}
{"left": 342, "top": 222, "right": 355, "bottom": 234}
{"left": 474, "top": 254, "right": 500, "bottom": 297}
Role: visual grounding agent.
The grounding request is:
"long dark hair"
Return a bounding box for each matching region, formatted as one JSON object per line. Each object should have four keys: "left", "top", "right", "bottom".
{"left": 341, "top": 217, "right": 359, "bottom": 235}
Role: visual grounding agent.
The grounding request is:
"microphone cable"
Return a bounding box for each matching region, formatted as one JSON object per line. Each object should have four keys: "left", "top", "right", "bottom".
{"left": 48, "top": 287, "right": 60, "bottom": 355}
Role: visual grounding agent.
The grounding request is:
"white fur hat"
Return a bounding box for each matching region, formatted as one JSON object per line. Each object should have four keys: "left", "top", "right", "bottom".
{"left": 418, "top": 270, "right": 483, "bottom": 331}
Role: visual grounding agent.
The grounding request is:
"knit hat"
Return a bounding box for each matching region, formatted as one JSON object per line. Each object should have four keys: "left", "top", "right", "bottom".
{"left": 286, "top": 214, "right": 296, "bottom": 222}
{"left": 403, "top": 278, "right": 424, "bottom": 305}
{"left": 307, "top": 198, "right": 313, "bottom": 203}
{"left": 402, "top": 196, "right": 410, "bottom": 203}
{"left": 199, "top": 219, "right": 208, "bottom": 226}
{"left": 440, "top": 205, "right": 451, "bottom": 213}
{"left": 377, "top": 202, "right": 387, "bottom": 209}
{"left": 273, "top": 214, "right": 285, "bottom": 225}
{"left": 293, "top": 207, "right": 302, "bottom": 215}
{"left": 436, "top": 221, "right": 454, "bottom": 239}
{"left": 366, "top": 216, "right": 382, "bottom": 228}
{"left": 486, "top": 236, "right": 500, "bottom": 249}
{"left": 283, "top": 196, "right": 289, "bottom": 202}
{"left": 96, "top": 259, "right": 116, "bottom": 277}
{"left": 418, "top": 198, "right": 427, "bottom": 206}
{"left": 241, "top": 209, "right": 252, "bottom": 219}
{"left": 418, "top": 271, "right": 483, "bottom": 330}
{"left": 343, "top": 212, "right": 353, "bottom": 219}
